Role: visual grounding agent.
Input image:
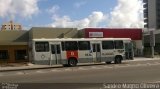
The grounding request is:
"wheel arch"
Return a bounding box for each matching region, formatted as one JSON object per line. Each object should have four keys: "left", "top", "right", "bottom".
{"left": 68, "top": 57, "right": 78, "bottom": 63}
{"left": 115, "top": 55, "right": 123, "bottom": 60}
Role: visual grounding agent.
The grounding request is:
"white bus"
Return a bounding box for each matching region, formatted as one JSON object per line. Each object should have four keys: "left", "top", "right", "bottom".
{"left": 30, "top": 38, "right": 133, "bottom": 66}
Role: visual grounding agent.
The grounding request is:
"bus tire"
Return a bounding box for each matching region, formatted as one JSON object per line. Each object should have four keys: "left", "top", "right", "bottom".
{"left": 68, "top": 58, "right": 77, "bottom": 67}
{"left": 114, "top": 56, "right": 122, "bottom": 64}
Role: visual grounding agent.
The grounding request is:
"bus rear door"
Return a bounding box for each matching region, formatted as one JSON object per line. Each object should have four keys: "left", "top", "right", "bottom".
{"left": 50, "top": 43, "right": 61, "bottom": 65}
{"left": 91, "top": 43, "right": 101, "bottom": 62}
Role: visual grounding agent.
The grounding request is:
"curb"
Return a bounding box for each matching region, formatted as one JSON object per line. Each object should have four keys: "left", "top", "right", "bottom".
{"left": 0, "top": 66, "right": 63, "bottom": 72}
{"left": 0, "top": 58, "right": 160, "bottom": 72}
{"left": 0, "top": 63, "right": 107, "bottom": 72}
{"left": 129, "top": 58, "right": 160, "bottom": 62}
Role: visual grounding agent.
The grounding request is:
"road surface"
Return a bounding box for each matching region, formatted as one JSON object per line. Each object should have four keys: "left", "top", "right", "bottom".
{"left": 0, "top": 60, "right": 160, "bottom": 89}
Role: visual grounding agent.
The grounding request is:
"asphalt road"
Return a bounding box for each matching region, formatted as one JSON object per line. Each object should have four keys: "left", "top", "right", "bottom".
{"left": 1, "top": 60, "right": 160, "bottom": 89}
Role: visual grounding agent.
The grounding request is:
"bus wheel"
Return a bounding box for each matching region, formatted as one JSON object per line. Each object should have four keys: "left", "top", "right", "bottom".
{"left": 68, "top": 58, "right": 77, "bottom": 67}
{"left": 106, "top": 61, "right": 111, "bottom": 64}
{"left": 114, "top": 56, "right": 122, "bottom": 64}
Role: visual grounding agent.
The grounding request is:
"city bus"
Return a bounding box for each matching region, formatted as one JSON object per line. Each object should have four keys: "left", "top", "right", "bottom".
{"left": 30, "top": 38, "right": 133, "bottom": 66}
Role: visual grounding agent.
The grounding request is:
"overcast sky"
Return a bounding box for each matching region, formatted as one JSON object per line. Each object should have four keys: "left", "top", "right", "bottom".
{"left": 0, "top": 0, "right": 144, "bottom": 30}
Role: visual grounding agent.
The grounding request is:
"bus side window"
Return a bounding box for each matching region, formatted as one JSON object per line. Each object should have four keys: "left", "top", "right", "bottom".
{"left": 51, "top": 45, "right": 55, "bottom": 54}
{"left": 35, "top": 42, "right": 49, "bottom": 52}
{"left": 78, "top": 41, "right": 90, "bottom": 50}
{"left": 102, "top": 41, "right": 114, "bottom": 50}
{"left": 114, "top": 40, "right": 124, "bottom": 49}
{"left": 51, "top": 45, "right": 61, "bottom": 54}
{"left": 64, "top": 41, "right": 78, "bottom": 51}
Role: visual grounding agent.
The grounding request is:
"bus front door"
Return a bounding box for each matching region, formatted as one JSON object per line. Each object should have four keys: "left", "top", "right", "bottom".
{"left": 92, "top": 44, "right": 101, "bottom": 62}
{"left": 50, "top": 44, "right": 61, "bottom": 65}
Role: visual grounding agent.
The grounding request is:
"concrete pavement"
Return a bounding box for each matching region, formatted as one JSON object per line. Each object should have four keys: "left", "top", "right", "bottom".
{"left": 0, "top": 57, "right": 159, "bottom": 72}
{"left": 1, "top": 58, "right": 160, "bottom": 89}
{"left": 1, "top": 60, "right": 160, "bottom": 84}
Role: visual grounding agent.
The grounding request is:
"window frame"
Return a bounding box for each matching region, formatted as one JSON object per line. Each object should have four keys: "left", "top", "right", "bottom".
{"left": 61, "top": 41, "right": 78, "bottom": 51}
{"left": 102, "top": 41, "right": 114, "bottom": 50}
{"left": 51, "top": 45, "right": 61, "bottom": 54}
{"left": 78, "top": 41, "right": 91, "bottom": 50}
{"left": 15, "top": 50, "right": 27, "bottom": 60}
{"left": 35, "top": 42, "right": 49, "bottom": 52}
{"left": 0, "top": 50, "right": 9, "bottom": 60}
{"left": 114, "top": 40, "right": 124, "bottom": 49}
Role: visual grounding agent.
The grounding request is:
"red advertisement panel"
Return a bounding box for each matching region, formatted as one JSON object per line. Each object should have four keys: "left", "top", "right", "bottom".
{"left": 66, "top": 51, "right": 78, "bottom": 60}
{"left": 84, "top": 28, "right": 142, "bottom": 40}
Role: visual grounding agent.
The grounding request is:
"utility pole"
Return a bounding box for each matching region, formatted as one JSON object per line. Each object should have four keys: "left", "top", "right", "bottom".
{"left": 150, "top": 30, "right": 155, "bottom": 58}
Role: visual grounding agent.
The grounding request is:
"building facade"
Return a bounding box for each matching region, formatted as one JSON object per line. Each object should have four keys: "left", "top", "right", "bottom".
{"left": 0, "top": 30, "right": 29, "bottom": 63}
{"left": 1, "top": 21, "right": 22, "bottom": 30}
{"left": 143, "top": 0, "right": 160, "bottom": 29}
{"left": 143, "top": 30, "right": 160, "bottom": 57}
{"left": 29, "top": 27, "right": 78, "bottom": 39}
{"left": 143, "top": 0, "right": 160, "bottom": 57}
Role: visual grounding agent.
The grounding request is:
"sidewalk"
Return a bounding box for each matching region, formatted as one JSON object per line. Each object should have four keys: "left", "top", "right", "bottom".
{"left": 130, "top": 57, "right": 160, "bottom": 61}
{"left": 0, "top": 63, "right": 62, "bottom": 72}
{"left": 0, "top": 57, "right": 160, "bottom": 72}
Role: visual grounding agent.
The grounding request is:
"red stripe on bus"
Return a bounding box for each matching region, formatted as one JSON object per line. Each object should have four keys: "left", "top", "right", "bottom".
{"left": 66, "top": 51, "right": 78, "bottom": 60}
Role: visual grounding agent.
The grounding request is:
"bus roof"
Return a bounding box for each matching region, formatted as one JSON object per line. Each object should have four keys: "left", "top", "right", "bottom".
{"left": 32, "top": 38, "right": 131, "bottom": 42}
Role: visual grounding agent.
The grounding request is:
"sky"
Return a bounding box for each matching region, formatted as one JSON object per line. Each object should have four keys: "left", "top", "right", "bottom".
{"left": 0, "top": 0, "right": 144, "bottom": 30}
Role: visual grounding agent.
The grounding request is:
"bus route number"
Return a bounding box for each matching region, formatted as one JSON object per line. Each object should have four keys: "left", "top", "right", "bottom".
{"left": 71, "top": 52, "right": 74, "bottom": 56}
{"left": 85, "top": 53, "right": 92, "bottom": 56}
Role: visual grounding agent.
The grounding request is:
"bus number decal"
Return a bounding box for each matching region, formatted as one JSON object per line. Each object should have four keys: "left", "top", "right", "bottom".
{"left": 85, "top": 53, "right": 92, "bottom": 56}
{"left": 102, "top": 53, "right": 114, "bottom": 56}
{"left": 66, "top": 51, "right": 78, "bottom": 59}
{"left": 71, "top": 52, "right": 74, "bottom": 56}
{"left": 117, "top": 50, "right": 124, "bottom": 53}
